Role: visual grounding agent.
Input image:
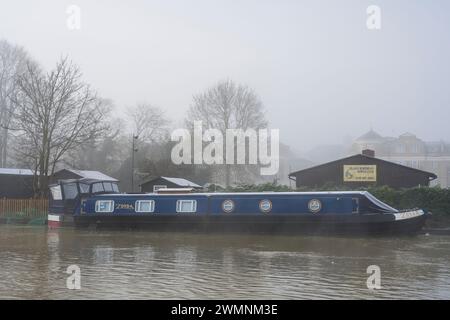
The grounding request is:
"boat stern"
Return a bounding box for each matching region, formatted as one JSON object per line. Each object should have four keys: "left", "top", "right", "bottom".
{"left": 391, "top": 209, "right": 429, "bottom": 234}
{"left": 393, "top": 209, "right": 427, "bottom": 221}
{"left": 47, "top": 213, "right": 63, "bottom": 228}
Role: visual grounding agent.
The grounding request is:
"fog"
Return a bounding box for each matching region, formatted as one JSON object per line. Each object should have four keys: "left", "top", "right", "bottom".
{"left": 1, "top": 0, "right": 449, "bottom": 153}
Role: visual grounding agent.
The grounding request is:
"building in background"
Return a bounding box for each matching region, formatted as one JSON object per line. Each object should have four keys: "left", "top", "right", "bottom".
{"left": 271, "top": 143, "right": 315, "bottom": 187}
{"left": 0, "top": 168, "right": 35, "bottom": 198}
{"left": 289, "top": 149, "right": 436, "bottom": 189}
{"left": 51, "top": 169, "right": 118, "bottom": 184}
{"left": 351, "top": 130, "right": 450, "bottom": 188}
{"left": 0, "top": 168, "right": 119, "bottom": 198}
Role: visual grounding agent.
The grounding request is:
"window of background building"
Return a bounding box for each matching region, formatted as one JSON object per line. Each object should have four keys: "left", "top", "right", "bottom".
{"left": 396, "top": 145, "right": 406, "bottom": 153}
{"left": 447, "top": 168, "right": 450, "bottom": 187}
{"left": 433, "top": 161, "right": 439, "bottom": 170}
{"left": 430, "top": 179, "right": 440, "bottom": 187}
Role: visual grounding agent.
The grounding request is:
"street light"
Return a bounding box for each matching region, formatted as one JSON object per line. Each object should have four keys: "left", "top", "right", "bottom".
{"left": 131, "top": 134, "right": 139, "bottom": 192}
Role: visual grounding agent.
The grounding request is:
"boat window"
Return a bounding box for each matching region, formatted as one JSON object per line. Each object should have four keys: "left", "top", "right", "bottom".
{"left": 63, "top": 183, "right": 79, "bottom": 200}
{"left": 112, "top": 183, "right": 119, "bottom": 193}
{"left": 135, "top": 200, "right": 155, "bottom": 213}
{"left": 259, "top": 199, "right": 272, "bottom": 213}
{"left": 222, "top": 200, "right": 235, "bottom": 213}
{"left": 92, "top": 183, "right": 105, "bottom": 193}
{"left": 176, "top": 200, "right": 197, "bottom": 213}
{"left": 103, "top": 182, "right": 114, "bottom": 192}
{"left": 95, "top": 200, "right": 114, "bottom": 213}
{"left": 50, "top": 185, "right": 62, "bottom": 200}
{"left": 79, "top": 183, "right": 90, "bottom": 194}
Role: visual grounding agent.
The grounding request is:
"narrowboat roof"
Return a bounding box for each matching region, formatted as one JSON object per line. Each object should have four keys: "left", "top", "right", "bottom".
{"left": 101, "top": 191, "right": 371, "bottom": 197}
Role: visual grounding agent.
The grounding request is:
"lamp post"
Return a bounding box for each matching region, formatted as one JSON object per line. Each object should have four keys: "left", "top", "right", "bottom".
{"left": 131, "top": 134, "right": 139, "bottom": 192}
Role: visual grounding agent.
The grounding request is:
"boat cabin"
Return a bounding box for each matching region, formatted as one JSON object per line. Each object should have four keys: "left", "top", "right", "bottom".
{"left": 80, "top": 191, "right": 398, "bottom": 217}
{"left": 49, "top": 178, "right": 120, "bottom": 217}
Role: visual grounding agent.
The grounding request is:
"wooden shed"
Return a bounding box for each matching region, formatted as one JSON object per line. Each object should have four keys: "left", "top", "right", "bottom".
{"left": 0, "top": 168, "right": 35, "bottom": 198}
{"left": 289, "top": 150, "right": 437, "bottom": 189}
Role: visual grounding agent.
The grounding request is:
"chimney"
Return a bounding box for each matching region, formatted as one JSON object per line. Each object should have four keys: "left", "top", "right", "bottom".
{"left": 362, "top": 149, "right": 375, "bottom": 157}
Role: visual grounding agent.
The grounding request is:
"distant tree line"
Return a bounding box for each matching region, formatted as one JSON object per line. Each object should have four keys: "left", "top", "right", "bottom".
{"left": 0, "top": 39, "right": 277, "bottom": 196}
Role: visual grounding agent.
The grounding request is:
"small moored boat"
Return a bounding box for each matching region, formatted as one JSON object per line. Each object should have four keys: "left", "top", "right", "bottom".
{"left": 48, "top": 179, "right": 429, "bottom": 235}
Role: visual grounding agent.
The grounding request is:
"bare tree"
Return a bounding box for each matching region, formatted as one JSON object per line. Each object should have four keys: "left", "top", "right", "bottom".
{"left": 11, "top": 57, "right": 110, "bottom": 196}
{"left": 126, "top": 103, "right": 170, "bottom": 191}
{"left": 186, "top": 79, "right": 267, "bottom": 186}
{"left": 0, "top": 40, "right": 30, "bottom": 167}
{"left": 127, "top": 103, "right": 169, "bottom": 143}
{"left": 65, "top": 116, "right": 127, "bottom": 174}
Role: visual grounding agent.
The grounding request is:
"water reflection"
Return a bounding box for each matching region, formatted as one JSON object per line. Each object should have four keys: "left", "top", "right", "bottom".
{"left": 0, "top": 226, "right": 449, "bottom": 299}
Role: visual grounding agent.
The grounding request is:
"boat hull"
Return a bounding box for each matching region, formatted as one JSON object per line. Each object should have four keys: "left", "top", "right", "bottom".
{"left": 72, "top": 210, "right": 428, "bottom": 236}
{"left": 47, "top": 214, "right": 74, "bottom": 228}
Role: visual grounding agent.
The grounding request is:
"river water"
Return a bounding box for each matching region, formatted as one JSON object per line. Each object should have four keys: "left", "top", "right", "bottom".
{"left": 0, "top": 225, "right": 449, "bottom": 299}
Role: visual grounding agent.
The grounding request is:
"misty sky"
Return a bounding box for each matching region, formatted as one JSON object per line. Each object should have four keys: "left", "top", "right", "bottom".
{"left": 1, "top": 0, "right": 449, "bottom": 153}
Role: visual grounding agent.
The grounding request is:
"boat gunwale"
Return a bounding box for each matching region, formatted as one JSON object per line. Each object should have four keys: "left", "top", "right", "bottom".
{"left": 94, "top": 191, "right": 372, "bottom": 197}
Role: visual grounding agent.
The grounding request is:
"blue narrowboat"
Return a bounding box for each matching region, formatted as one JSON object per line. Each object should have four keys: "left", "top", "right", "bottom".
{"left": 48, "top": 178, "right": 429, "bottom": 235}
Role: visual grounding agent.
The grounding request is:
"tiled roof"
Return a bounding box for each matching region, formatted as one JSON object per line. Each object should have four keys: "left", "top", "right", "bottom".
{"left": 59, "top": 169, "right": 118, "bottom": 182}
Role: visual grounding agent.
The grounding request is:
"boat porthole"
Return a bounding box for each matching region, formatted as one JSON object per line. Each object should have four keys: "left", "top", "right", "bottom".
{"left": 308, "top": 199, "right": 322, "bottom": 213}
{"left": 259, "top": 199, "right": 272, "bottom": 213}
{"left": 222, "top": 200, "right": 235, "bottom": 213}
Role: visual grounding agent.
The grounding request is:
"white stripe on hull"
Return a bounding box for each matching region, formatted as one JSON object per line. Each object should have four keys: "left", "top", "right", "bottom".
{"left": 48, "top": 214, "right": 62, "bottom": 222}
{"left": 393, "top": 210, "right": 425, "bottom": 221}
